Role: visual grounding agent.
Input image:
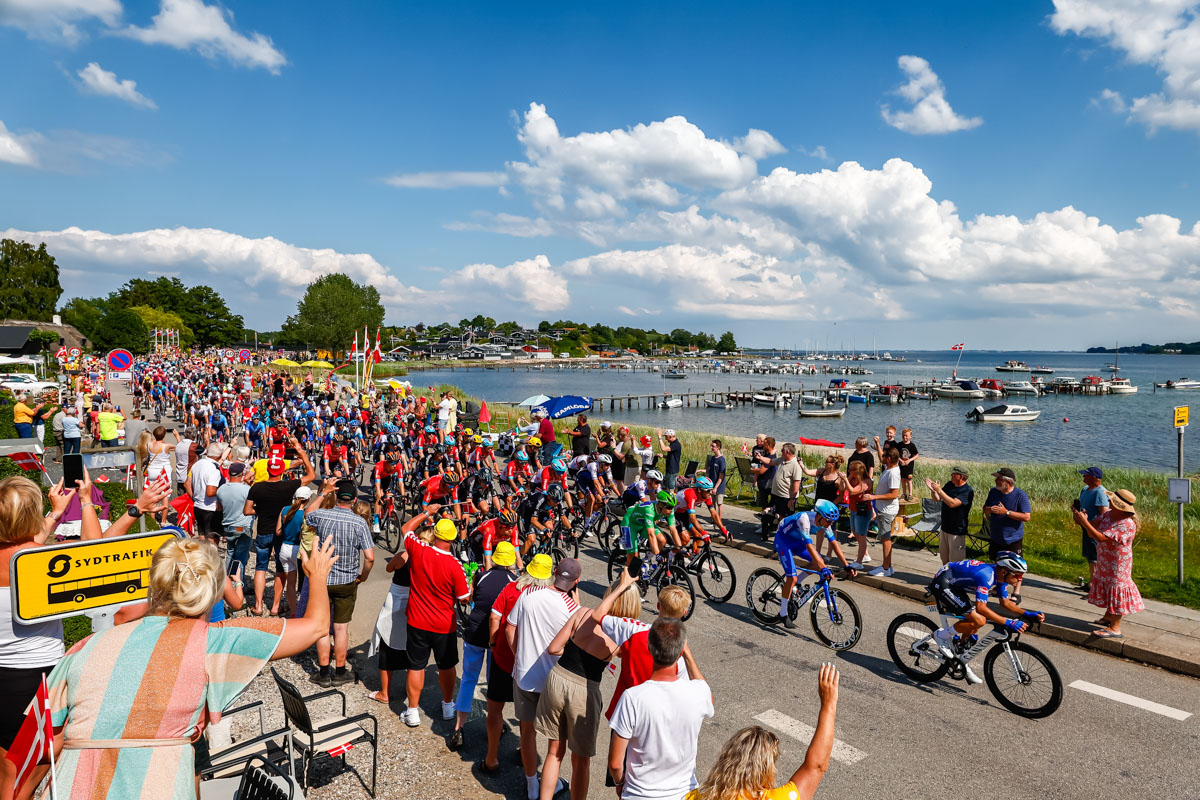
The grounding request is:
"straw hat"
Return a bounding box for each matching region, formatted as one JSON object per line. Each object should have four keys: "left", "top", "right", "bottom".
{"left": 1107, "top": 489, "right": 1137, "bottom": 513}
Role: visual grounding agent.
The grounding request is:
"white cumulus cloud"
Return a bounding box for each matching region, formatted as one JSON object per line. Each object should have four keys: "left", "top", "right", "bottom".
{"left": 0, "top": 0, "right": 121, "bottom": 43}
{"left": 732, "top": 129, "right": 786, "bottom": 160}
{"left": 76, "top": 62, "right": 156, "bottom": 109}
{"left": 0, "top": 120, "right": 39, "bottom": 166}
{"left": 120, "top": 0, "right": 285, "bottom": 73}
{"left": 1051, "top": 0, "right": 1200, "bottom": 134}
{"left": 384, "top": 171, "right": 508, "bottom": 189}
{"left": 447, "top": 255, "right": 569, "bottom": 311}
{"left": 881, "top": 55, "right": 982, "bottom": 135}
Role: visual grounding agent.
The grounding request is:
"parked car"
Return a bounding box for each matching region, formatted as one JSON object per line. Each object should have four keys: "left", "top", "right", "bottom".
{"left": 0, "top": 373, "right": 63, "bottom": 400}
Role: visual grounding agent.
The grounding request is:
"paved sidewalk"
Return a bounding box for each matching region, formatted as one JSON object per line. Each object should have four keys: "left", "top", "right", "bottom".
{"left": 715, "top": 501, "right": 1200, "bottom": 679}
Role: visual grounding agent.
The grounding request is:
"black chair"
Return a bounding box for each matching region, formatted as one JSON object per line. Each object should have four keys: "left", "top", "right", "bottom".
{"left": 271, "top": 668, "right": 378, "bottom": 797}
{"left": 196, "top": 700, "right": 294, "bottom": 782}
{"left": 683, "top": 460, "right": 698, "bottom": 478}
{"left": 200, "top": 754, "right": 298, "bottom": 800}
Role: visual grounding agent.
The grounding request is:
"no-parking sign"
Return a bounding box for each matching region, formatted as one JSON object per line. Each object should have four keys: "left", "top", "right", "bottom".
{"left": 106, "top": 349, "right": 132, "bottom": 371}
{"left": 239, "top": 349, "right": 252, "bottom": 362}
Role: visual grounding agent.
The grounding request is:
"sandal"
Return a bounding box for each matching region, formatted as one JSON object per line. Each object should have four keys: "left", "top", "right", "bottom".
{"left": 1093, "top": 629, "right": 1123, "bottom": 639}
{"left": 365, "top": 690, "right": 389, "bottom": 704}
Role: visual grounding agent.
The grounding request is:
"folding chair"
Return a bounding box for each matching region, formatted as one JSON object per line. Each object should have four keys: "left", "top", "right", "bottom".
{"left": 683, "top": 460, "right": 698, "bottom": 478}
{"left": 904, "top": 498, "right": 942, "bottom": 549}
{"left": 196, "top": 700, "right": 294, "bottom": 782}
{"left": 200, "top": 754, "right": 301, "bottom": 800}
{"left": 967, "top": 516, "right": 990, "bottom": 554}
{"left": 730, "top": 456, "right": 756, "bottom": 501}
{"left": 271, "top": 668, "right": 378, "bottom": 797}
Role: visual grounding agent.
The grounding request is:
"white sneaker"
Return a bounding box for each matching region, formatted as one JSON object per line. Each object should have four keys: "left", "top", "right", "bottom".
{"left": 372, "top": 521, "right": 381, "bottom": 534}
{"left": 963, "top": 664, "right": 983, "bottom": 685}
{"left": 441, "top": 700, "right": 456, "bottom": 720}
{"left": 861, "top": 554, "right": 873, "bottom": 564}
{"left": 402, "top": 707, "right": 420, "bottom": 727}
{"left": 933, "top": 628, "right": 956, "bottom": 658}
{"left": 868, "top": 566, "right": 894, "bottom": 578}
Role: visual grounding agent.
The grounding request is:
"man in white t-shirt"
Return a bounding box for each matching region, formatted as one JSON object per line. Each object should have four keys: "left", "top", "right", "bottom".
{"left": 437, "top": 392, "right": 453, "bottom": 442}
{"left": 174, "top": 428, "right": 195, "bottom": 492}
{"left": 506, "top": 556, "right": 581, "bottom": 800}
{"left": 187, "top": 443, "right": 224, "bottom": 540}
{"left": 608, "top": 617, "right": 714, "bottom": 800}
{"left": 863, "top": 446, "right": 901, "bottom": 578}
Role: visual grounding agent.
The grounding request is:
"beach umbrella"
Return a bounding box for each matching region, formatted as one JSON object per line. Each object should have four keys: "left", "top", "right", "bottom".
{"left": 301, "top": 360, "right": 334, "bottom": 368}
{"left": 537, "top": 395, "right": 593, "bottom": 419}
{"left": 479, "top": 400, "right": 492, "bottom": 425}
{"left": 518, "top": 394, "right": 551, "bottom": 407}
{"left": 272, "top": 358, "right": 300, "bottom": 367}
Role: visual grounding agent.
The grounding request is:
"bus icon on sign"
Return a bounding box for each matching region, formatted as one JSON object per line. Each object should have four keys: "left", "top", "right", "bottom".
{"left": 48, "top": 569, "right": 149, "bottom": 605}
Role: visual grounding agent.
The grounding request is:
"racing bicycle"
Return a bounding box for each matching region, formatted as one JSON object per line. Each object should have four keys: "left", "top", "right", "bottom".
{"left": 886, "top": 600, "right": 1064, "bottom": 718}
{"left": 606, "top": 542, "right": 696, "bottom": 621}
{"left": 744, "top": 564, "right": 862, "bottom": 650}
{"left": 375, "top": 488, "right": 403, "bottom": 552}
{"left": 679, "top": 534, "right": 737, "bottom": 602}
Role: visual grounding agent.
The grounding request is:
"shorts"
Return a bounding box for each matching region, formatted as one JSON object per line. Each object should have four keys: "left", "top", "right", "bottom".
{"left": 775, "top": 531, "right": 811, "bottom": 578}
{"left": 990, "top": 539, "right": 1023, "bottom": 562}
{"left": 327, "top": 581, "right": 359, "bottom": 624}
{"left": 619, "top": 521, "right": 651, "bottom": 552}
{"left": 850, "top": 510, "right": 872, "bottom": 538}
{"left": 486, "top": 654, "right": 514, "bottom": 703}
{"left": 875, "top": 512, "right": 896, "bottom": 541}
{"left": 406, "top": 624, "right": 459, "bottom": 670}
{"left": 514, "top": 685, "right": 541, "bottom": 723}
{"left": 377, "top": 640, "right": 408, "bottom": 671}
{"left": 0, "top": 665, "right": 54, "bottom": 749}
{"left": 254, "top": 533, "right": 279, "bottom": 573}
{"left": 713, "top": 492, "right": 724, "bottom": 507}
{"left": 610, "top": 461, "right": 626, "bottom": 483}
{"left": 928, "top": 569, "right": 973, "bottom": 617}
{"left": 535, "top": 666, "right": 603, "bottom": 757}
{"left": 278, "top": 542, "right": 300, "bottom": 573}
{"left": 1081, "top": 531, "right": 1098, "bottom": 562}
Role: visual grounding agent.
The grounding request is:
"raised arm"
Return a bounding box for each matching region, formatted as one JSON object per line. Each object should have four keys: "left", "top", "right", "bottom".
{"left": 787, "top": 663, "right": 839, "bottom": 800}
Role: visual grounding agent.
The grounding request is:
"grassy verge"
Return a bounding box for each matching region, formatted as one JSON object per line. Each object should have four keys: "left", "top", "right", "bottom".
{"left": 416, "top": 383, "right": 1200, "bottom": 610}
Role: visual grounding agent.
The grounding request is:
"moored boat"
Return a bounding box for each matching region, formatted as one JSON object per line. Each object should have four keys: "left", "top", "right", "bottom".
{"left": 1004, "top": 380, "right": 1040, "bottom": 397}
{"left": 799, "top": 406, "right": 847, "bottom": 418}
{"left": 966, "top": 404, "right": 1041, "bottom": 423}
{"left": 658, "top": 397, "right": 683, "bottom": 409}
{"left": 995, "top": 360, "right": 1031, "bottom": 372}
{"left": 933, "top": 380, "right": 987, "bottom": 399}
{"left": 1108, "top": 378, "right": 1137, "bottom": 394}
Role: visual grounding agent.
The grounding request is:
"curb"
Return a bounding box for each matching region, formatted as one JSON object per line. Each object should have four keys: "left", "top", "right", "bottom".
{"left": 719, "top": 536, "right": 1200, "bottom": 680}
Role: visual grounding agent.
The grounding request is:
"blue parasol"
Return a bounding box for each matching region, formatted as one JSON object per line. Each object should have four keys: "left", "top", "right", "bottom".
{"left": 535, "top": 395, "right": 593, "bottom": 419}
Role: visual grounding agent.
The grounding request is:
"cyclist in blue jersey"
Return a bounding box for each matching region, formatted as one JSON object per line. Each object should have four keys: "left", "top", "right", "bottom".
{"left": 774, "top": 500, "right": 857, "bottom": 629}
{"left": 928, "top": 553, "right": 1045, "bottom": 683}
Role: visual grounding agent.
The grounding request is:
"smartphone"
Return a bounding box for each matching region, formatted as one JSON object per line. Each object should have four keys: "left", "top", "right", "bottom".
{"left": 63, "top": 453, "right": 84, "bottom": 488}
{"left": 228, "top": 559, "right": 243, "bottom": 580}
{"left": 627, "top": 555, "right": 642, "bottom": 578}
{"left": 1071, "top": 499, "right": 1081, "bottom": 511}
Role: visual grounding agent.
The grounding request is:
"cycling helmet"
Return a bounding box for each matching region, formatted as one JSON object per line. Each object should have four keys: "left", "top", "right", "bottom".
{"left": 424, "top": 425, "right": 436, "bottom": 433}
{"left": 335, "top": 416, "right": 346, "bottom": 425}
{"left": 546, "top": 484, "right": 565, "bottom": 502}
{"left": 442, "top": 472, "right": 461, "bottom": 487}
{"left": 639, "top": 435, "right": 652, "bottom": 447}
{"left": 646, "top": 469, "right": 664, "bottom": 483}
{"left": 350, "top": 420, "right": 360, "bottom": 427}
{"left": 481, "top": 439, "right": 493, "bottom": 448}
{"left": 528, "top": 436, "right": 542, "bottom": 447}
{"left": 463, "top": 428, "right": 473, "bottom": 437}
{"left": 597, "top": 454, "right": 612, "bottom": 464}
{"left": 656, "top": 490, "right": 676, "bottom": 508}
{"left": 994, "top": 551, "right": 1029, "bottom": 575}
{"left": 473, "top": 435, "right": 483, "bottom": 444}
{"left": 434, "top": 444, "right": 446, "bottom": 454}
{"left": 498, "top": 508, "right": 518, "bottom": 526}
{"left": 385, "top": 448, "right": 400, "bottom": 462}
{"left": 813, "top": 499, "right": 840, "bottom": 522}
{"left": 305, "top": 410, "right": 316, "bottom": 418}
{"left": 551, "top": 458, "right": 568, "bottom": 473}
{"left": 515, "top": 451, "right": 529, "bottom": 462}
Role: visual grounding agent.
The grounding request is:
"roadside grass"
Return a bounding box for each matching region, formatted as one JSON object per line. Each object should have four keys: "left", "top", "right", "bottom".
{"left": 415, "top": 383, "right": 1200, "bottom": 610}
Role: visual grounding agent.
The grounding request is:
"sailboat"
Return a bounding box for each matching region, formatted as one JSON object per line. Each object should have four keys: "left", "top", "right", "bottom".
{"left": 1104, "top": 342, "right": 1120, "bottom": 373}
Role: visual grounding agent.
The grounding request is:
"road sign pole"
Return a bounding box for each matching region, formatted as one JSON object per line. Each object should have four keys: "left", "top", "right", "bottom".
{"left": 1180, "top": 425, "right": 1186, "bottom": 586}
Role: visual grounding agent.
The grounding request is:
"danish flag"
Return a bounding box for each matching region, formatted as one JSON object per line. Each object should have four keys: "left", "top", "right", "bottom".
{"left": 4, "top": 675, "right": 56, "bottom": 798}
{"left": 950, "top": 343, "right": 965, "bottom": 351}
{"left": 6, "top": 453, "right": 44, "bottom": 473}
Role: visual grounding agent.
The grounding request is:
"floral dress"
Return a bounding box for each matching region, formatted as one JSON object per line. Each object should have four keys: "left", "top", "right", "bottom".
{"left": 45, "top": 615, "right": 284, "bottom": 800}
{"left": 1087, "top": 511, "right": 1145, "bottom": 616}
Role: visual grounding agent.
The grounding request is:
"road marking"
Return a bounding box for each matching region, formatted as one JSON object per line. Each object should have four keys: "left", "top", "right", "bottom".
{"left": 1069, "top": 680, "right": 1193, "bottom": 721}
{"left": 754, "top": 709, "right": 868, "bottom": 765}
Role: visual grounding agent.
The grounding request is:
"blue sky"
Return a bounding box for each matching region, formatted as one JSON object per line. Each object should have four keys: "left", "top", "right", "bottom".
{"left": 2, "top": 0, "right": 1199, "bottom": 349}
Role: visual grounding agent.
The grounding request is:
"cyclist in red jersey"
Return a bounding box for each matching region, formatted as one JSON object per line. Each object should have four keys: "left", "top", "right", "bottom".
{"left": 420, "top": 468, "right": 462, "bottom": 519}
{"left": 373, "top": 444, "right": 405, "bottom": 533}
{"left": 474, "top": 508, "right": 523, "bottom": 570}
{"left": 674, "top": 477, "right": 728, "bottom": 543}
{"left": 323, "top": 440, "right": 349, "bottom": 477}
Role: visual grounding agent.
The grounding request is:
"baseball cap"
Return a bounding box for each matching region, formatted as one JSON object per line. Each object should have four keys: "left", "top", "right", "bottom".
{"left": 600, "top": 421, "right": 612, "bottom": 429}
{"left": 335, "top": 479, "right": 357, "bottom": 501}
{"left": 227, "top": 462, "right": 245, "bottom": 476}
{"left": 526, "top": 554, "right": 553, "bottom": 581}
{"left": 664, "top": 429, "right": 676, "bottom": 437}
{"left": 553, "top": 557, "right": 581, "bottom": 591}
{"left": 294, "top": 485, "right": 314, "bottom": 501}
{"left": 992, "top": 467, "right": 1016, "bottom": 482}
{"left": 491, "top": 541, "right": 517, "bottom": 567}
{"left": 951, "top": 466, "right": 969, "bottom": 477}
{"left": 267, "top": 454, "right": 287, "bottom": 476}
{"left": 1079, "top": 466, "right": 1103, "bottom": 479}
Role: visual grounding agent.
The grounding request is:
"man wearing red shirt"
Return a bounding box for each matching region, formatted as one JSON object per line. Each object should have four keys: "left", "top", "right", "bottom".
{"left": 398, "top": 506, "right": 470, "bottom": 728}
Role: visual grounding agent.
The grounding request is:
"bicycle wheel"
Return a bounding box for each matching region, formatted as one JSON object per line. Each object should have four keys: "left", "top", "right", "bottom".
{"left": 656, "top": 565, "right": 695, "bottom": 621}
{"left": 551, "top": 546, "right": 569, "bottom": 565}
{"left": 808, "top": 587, "right": 862, "bottom": 651}
{"left": 385, "top": 509, "right": 403, "bottom": 552}
{"left": 886, "top": 613, "right": 950, "bottom": 682}
{"left": 695, "top": 550, "right": 737, "bottom": 603}
{"left": 600, "top": 519, "right": 620, "bottom": 556}
{"left": 606, "top": 548, "right": 628, "bottom": 583}
{"left": 983, "top": 641, "right": 1064, "bottom": 718}
{"left": 745, "top": 567, "right": 786, "bottom": 625}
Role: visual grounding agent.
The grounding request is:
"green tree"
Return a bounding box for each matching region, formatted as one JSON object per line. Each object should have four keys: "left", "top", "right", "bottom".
{"left": 110, "top": 277, "right": 190, "bottom": 312}
{"left": 129, "top": 306, "right": 195, "bottom": 347}
{"left": 94, "top": 309, "right": 150, "bottom": 354}
{"left": 60, "top": 297, "right": 110, "bottom": 342}
{"left": 282, "top": 273, "right": 385, "bottom": 352}
{"left": 0, "top": 239, "right": 62, "bottom": 321}
{"left": 717, "top": 331, "right": 738, "bottom": 353}
{"left": 182, "top": 285, "right": 243, "bottom": 347}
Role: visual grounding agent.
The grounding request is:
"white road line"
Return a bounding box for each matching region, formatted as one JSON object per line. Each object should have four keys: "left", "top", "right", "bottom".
{"left": 754, "top": 709, "right": 868, "bottom": 765}
{"left": 1069, "top": 680, "right": 1193, "bottom": 721}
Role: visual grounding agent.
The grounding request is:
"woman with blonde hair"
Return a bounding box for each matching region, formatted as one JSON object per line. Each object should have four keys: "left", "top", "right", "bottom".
{"left": 535, "top": 576, "right": 640, "bottom": 800}
{"left": 41, "top": 535, "right": 341, "bottom": 800}
{"left": 690, "top": 664, "right": 840, "bottom": 800}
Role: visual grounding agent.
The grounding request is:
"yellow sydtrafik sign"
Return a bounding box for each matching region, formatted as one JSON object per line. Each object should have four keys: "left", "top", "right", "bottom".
{"left": 1176, "top": 406, "right": 1190, "bottom": 428}
{"left": 9, "top": 531, "right": 180, "bottom": 624}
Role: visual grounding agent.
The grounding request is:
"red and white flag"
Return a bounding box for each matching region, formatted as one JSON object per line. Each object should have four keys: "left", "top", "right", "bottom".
{"left": 950, "top": 343, "right": 965, "bottom": 351}
{"left": 6, "top": 453, "right": 44, "bottom": 473}
{"left": 4, "top": 675, "right": 55, "bottom": 799}
{"left": 142, "top": 470, "right": 170, "bottom": 493}
{"left": 741, "top": 442, "right": 749, "bottom": 454}
{"left": 352, "top": 330, "right": 358, "bottom": 358}
{"left": 372, "top": 328, "right": 382, "bottom": 364}
{"left": 170, "top": 494, "right": 195, "bottom": 534}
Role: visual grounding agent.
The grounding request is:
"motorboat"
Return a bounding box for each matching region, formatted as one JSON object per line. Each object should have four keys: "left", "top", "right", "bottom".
{"left": 1005, "top": 380, "right": 1040, "bottom": 397}
{"left": 664, "top": 370, "right": 687, "bottom": 379}
{"left": 933, "top": 380, "right": 987, "bottom": 399}
{"left": 799, "top": 406, "right": 846, "bottom": 418}
{"left": 753, "top": 393, "right": 788, "bottom": 407}
{"left": 966, "top": 404, "right": 1042, "bottom": 423}
{"left": 1108, "top": 378, "right": 1137, "bottom": 394}
{"left": 800, "top": 393, "right": 832, "bottom": 405}
{"left": 1030, "top": 366, "right": 1055, "bottom": 375}
{"left": 702, "top": 397, "right": 732, "bottom": 409}
{"left": 1161, "top": 379, "right": 1200, "bottom": 390}
{"left": 979, "top": 379, "right": 1005, "bottom": 398}
{"left": 1081, "top": 375, "right": 1105, "bottom": 394}
{"left": 868, "top": 385, "right": 905, "bottom": 404}
{"left": 1051, "top": 376, "right": 1080, "bottom": 389}
{"left": 995, "top": 360, "right": 1031, "bottom": 372}
{"left": 658, "top": 397, "right": 683, "bottom": 409}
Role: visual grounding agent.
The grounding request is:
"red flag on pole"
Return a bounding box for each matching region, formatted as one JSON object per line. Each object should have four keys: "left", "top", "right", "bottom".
{"left": 373, "top": 327, "right": 382, "bottom": 364}
{"left": 950, "top": 343, "right": 965, "bottom": 351}
{"left": 170, "top": 494, "right": 195, "bottom": 535}
{"left": 6, "top": 453, "right": 44, "bottom": 473}
{"left": 478, "top": 399, "right": 491, "bottom": 424}
{"left": 5, "top": 675, "right": 54, "bottom": 798}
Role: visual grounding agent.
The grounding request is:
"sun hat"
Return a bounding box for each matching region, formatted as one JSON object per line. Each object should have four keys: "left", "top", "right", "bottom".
{"left": 526, "top": 553, "right": 553, "bottom": 580}
{"left": 434, "top": 518, "right": 458, "bottom": 541}
{"left": 1107, "top": 489, "right": 1137, "bottom": 513}
{"left": 267, "top": 454, "right": 287, "bottom": 476}
{"left": 491, "top": 541, "right": 517, "bottom": 567}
